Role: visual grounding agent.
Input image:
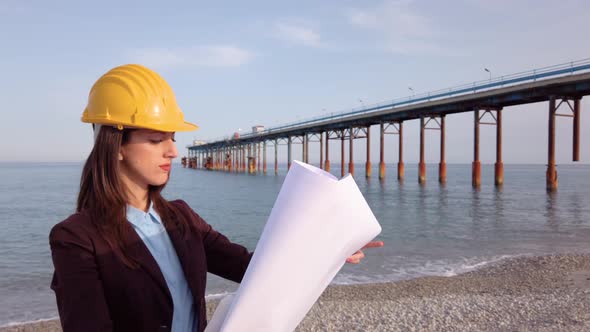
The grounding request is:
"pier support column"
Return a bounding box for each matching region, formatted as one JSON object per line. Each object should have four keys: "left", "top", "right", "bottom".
{"left": 252, "top": 144, "right": 257, "bottom": 174}
{"left": 439, "top": 115, "right": 447, "bottom": 184}
{"left": 573, "top": 98, "right": 581, "bottom": 162}
{"left": 217, "top": 149, "right": 221, "bottom": 170}
{"left": 249, "top": 144, "right": 256, "bottom": 174}
{"left": 305, "top": 134, "right": 310, "bottom": 163}
{"left": 274, "top": 139, "right": 278, "bottom": 175}
{"left": 472, "top": 110, "right": 481, "bottom": 187}
{"left": 257, "top": 143, "right": 261, "bottom": 173}
{"left": 288, "top": 136, "right": 292, "bottom": 170}
{"left": 210, "top": 150, "right": 213, "bottom": 170}
{"left": 325, "top": 132, "right": 331, "bottom": 172}
{"left": 301, "top": 133, "right": 307, "bottom": 164}
{"left": 245, "top": 146, "right": 248, "bottom": 172}
{"left": 320, "top": 132, "right": 324, "bottom": 170}
{"left": 263, "top": 141, "right": 267, "bottom": 174}
{"left": 246, "top": 145, "right": 249, "bottom": 172}
{"left": 495, "top": 109, "right": 504, "bottom": 186}
{"left": 547, "top": 97, "right": 558, "bottom": 191}
{"left": 242, "top": 145, "right": 246, "bottom": 173}
{"left": 398, "top": 122, "right": 405, "bottom": 181}
{"left": 349, "top": 128, "right": 355, "bottom": 176}
{"left": 211, "top": 150, "right": 215, "bottom": 170}
{"left": 366, "top": 126, "right": 372, "bottom": 178}
{"left": 419, "top": 117, "right": 426, "bottom": 184}
{"left": 379, "top": 123, "right": 385, "bottom": 179}
{"left": 341, "top": 130, "right": 345, "bottom": 177}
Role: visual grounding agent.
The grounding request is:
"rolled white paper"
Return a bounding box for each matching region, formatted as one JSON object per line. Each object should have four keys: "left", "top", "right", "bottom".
{"left": 206, "top": 160, "right": 382, "bottom": 332}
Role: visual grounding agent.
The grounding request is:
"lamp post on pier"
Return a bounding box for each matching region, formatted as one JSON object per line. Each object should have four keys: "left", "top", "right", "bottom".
{"left": 484, "top": 68, "right": 491, "bottom": 81}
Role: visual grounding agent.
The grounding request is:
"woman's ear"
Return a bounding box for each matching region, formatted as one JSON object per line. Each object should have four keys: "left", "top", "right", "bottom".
{"left": 118, "top": 146, "right": 125, "bottom": 161}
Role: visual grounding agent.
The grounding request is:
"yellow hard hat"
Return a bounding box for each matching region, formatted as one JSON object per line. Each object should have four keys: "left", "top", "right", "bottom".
{"left": 81, "top": 64, "right": 198, "bottom": 132}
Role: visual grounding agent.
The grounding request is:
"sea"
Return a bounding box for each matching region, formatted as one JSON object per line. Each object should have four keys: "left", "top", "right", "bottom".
{"left": 1, "top": 162, "right": 590, "bottom": 326}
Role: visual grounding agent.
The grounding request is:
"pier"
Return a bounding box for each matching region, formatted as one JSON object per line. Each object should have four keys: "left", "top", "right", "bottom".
{"left": 183, "top": 59, "right": 590, "bottom": 191}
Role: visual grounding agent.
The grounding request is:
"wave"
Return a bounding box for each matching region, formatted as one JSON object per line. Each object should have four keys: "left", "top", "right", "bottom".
{"left": 205, "top": 291, "right": 235, "bottom": 300}
{"left": 0, "top": 316, "right": 59, "bottom": 328}
{"left": 332, "top": 254, "right": 525, "bottom": 285}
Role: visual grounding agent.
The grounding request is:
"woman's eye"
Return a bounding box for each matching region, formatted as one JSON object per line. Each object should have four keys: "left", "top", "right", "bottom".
{"left": 172, "top": 138, "right": 176, "bottom": 142}
{"left": 149, "top": 137, "right": 175, "bottom": 143}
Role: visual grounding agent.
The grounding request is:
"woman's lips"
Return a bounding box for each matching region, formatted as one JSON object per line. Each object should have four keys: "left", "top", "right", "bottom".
{"left": 159, "top": 164, "right": 171, "bottom": 171}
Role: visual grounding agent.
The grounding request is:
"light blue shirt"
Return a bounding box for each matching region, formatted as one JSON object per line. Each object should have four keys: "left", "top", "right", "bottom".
{"left": 127, "top": 203, "right": 197, "bottom": 332}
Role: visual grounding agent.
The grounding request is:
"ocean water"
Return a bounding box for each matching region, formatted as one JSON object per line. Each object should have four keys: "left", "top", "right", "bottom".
{"left": 1, "top": 162, "right": 590, "bottom": 326}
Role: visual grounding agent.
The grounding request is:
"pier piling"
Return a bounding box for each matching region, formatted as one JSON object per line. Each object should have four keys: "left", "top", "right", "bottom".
{"left": 573, "top": 98, "right": 580, "bottom": 162}
{"left": 320, "top": 132, "right": 324, "bottom": 170}
{"left": 398, "top": 122, "right": 405, "bottom": 181}
{"left": 379, "top": 123, "right": 385, "bottom": 180}
{"left": 325, "top": 132, "right": 331, "bottom": 172}
{"left": 288, "top": 136, "right": 292, "bottom": 170}
{"left": 439, "top": 116, "right": 447, "bottom": 184}
{"left": 341, "top": 130, "right": 345, "bottom": 177}
{"left": 349, "top": 128, "right": 354, "bottom": 176}
{"left": 495, "top": 109, "right": 504, "bottom": 186}
{"left": 547, "top": 97, "right": 558, "bottom": 191}
{"left": 419, "top": 117, "right": 426, "bottom": 184}
{"left": 366, "top": 126, "right": 371, "bottom": 178}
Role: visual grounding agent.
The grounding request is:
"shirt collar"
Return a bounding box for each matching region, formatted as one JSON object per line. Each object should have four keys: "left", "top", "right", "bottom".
{"left": 126, "top": 201, "right": 163, "bottom": 226}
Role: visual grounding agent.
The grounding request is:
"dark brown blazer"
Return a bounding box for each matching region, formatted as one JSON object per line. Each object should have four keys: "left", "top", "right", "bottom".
{"left": 49, "top": 200, "right": 252, "bottom": 332}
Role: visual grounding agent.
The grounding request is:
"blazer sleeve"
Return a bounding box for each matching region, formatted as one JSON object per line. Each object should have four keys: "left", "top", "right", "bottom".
{"left": 49, "top": 220, "right": 113, "bottom": 332}
{"left": 176, "top": 200, "right": 253, "bottom": 283}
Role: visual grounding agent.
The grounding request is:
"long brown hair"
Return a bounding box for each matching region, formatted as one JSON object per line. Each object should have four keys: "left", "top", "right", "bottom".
{"left": 77, "top": 126, "right": 190, "bottom": 268}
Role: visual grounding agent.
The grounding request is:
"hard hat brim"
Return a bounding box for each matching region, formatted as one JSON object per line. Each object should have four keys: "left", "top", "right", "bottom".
{"left": 82, "top": 118, "right": 199, "bottom": 132}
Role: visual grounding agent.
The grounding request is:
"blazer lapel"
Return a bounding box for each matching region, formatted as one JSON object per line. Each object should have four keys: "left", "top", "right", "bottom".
{"left": 166, "top": 224, "right": 193, "bottom": 284}
{"left": 124, "top": 226, "right": 173, "bottom": 305}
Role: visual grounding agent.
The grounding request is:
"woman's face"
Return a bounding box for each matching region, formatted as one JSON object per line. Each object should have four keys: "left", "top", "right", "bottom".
{"left": 118, "top": 129, "right": 178, "bottom": 189}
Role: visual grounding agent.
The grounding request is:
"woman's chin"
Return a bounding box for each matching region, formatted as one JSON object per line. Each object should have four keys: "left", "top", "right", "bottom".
{"left": 149, "top": 175, "right": 170, "bottom": 187}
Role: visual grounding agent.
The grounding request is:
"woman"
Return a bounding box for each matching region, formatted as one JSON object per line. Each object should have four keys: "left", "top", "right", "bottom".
{"left": 50, "top": 64, "right": 382, "bottom": 332}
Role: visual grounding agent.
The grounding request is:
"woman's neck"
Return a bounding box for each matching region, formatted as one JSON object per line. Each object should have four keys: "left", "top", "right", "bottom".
{"left": 127, "top": 191, "right": 149, "bottom": 212}
{"left": 120, "top": 175, "right": 150, "bottom": 212}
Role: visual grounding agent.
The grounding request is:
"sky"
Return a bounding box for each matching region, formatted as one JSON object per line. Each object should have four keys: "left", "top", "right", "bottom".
{"left": 0, "top": 0, "right": 589, "bottom": 164}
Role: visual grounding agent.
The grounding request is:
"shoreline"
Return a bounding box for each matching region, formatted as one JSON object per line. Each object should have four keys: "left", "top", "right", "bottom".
{"left": 2, "top": 254, "right": 590, "bottom": 331}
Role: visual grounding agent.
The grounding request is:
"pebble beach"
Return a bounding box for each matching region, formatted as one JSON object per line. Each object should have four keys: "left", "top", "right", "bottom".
{"left": 2, "top": 254, "right": 589, "bottom": 332}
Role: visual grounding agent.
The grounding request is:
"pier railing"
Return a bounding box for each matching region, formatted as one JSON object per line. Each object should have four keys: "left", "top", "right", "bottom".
{"left": 195, "top": 58, "right": 590, "bottom": 145}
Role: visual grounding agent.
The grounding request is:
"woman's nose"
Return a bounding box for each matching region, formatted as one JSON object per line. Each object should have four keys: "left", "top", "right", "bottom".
{"left": 165, "top": 140, "right": 178, "bottom": 159}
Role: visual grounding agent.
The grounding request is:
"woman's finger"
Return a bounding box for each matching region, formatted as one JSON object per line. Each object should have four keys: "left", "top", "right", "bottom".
{"left": 346, "top": 250, "right": 365, "bottom": 264}
{"left": 362, "top": 241, "right": 384, "bottom": 249}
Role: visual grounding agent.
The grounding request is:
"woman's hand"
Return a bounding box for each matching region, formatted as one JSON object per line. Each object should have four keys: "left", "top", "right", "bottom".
{"left": 345, "top": 241, "right": 384, "bottom": 264}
